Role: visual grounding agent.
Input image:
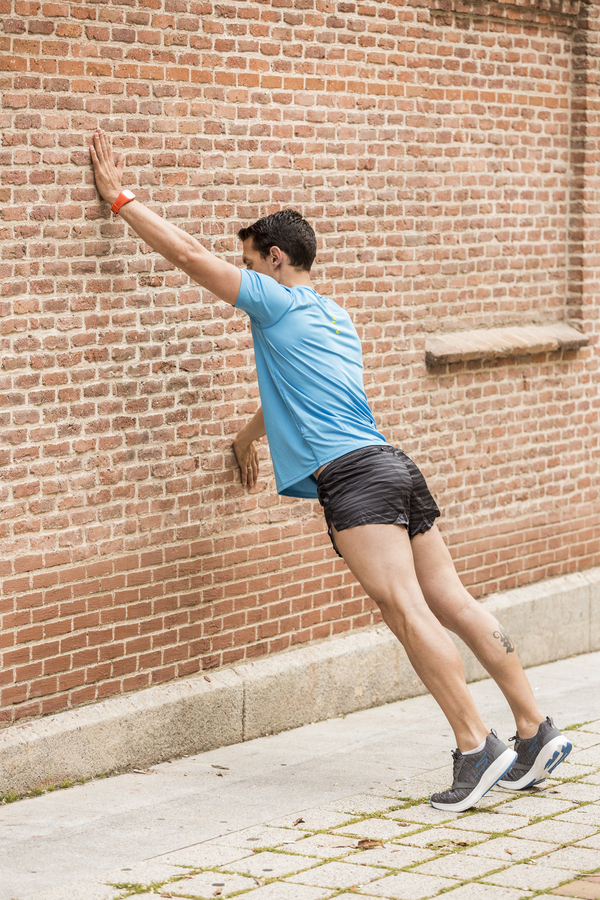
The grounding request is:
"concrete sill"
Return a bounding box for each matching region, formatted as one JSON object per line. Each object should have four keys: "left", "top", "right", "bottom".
{"left": 425, "top": 322, "right": 588, "bottom": 367}
{"left": 430, "top": 0, "right": 581, "bottom": 28}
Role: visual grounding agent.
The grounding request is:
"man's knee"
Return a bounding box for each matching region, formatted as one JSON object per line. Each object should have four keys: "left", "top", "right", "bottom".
{"left": 431, "top": 592, "right": 477, "bottom": 632}
{"left": 375, "top": 589, "right": 436, "bottom": 632}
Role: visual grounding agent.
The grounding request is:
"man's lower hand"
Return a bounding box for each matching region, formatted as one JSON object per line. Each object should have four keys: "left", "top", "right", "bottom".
{"left": 233, "top": 437, "right": 259, "bottom": 488}
{"left": 89, "top": 128, "right": 126, "bottom": 206}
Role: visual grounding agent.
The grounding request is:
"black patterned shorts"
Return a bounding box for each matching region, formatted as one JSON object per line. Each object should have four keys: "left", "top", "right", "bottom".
{"left": 316, "top": 444, "right": 441, "bottom": 558}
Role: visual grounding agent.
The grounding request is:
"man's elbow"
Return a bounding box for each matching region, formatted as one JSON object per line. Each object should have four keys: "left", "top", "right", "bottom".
{"left": 176, "top": 244, "right": 210, "bottom": 282}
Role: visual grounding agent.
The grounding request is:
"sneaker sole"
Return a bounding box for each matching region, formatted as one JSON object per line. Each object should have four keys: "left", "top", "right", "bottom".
{"left": 497, "top": 735, "right": 572, "bottom": 791}
{"left": 429, "top": 748, "right": 517, "bottom": 813}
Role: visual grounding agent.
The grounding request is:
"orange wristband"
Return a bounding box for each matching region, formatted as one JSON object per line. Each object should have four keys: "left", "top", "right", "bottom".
{"left": 111, "top": 190, "right": 136, "bottom": 215}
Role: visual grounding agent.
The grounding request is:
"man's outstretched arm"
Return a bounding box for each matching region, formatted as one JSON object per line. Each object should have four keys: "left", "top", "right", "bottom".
{"left": 89, "top": 128, "right": 241, "bottom": 305}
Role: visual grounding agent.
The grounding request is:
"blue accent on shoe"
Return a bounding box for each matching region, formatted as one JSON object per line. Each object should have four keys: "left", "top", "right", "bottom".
{"left": 545, "top": 741, "right": 572, "bottom": 774}
{"left": 498, "top": 720, "right": 572, "bottom": 790}
{"left": 480, "top": 756, "right": 517, "bottom": 800}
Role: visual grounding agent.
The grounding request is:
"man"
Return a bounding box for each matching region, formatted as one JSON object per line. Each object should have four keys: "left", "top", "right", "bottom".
{"left": 90, "top": 128, "right": 571, "bottom": 810}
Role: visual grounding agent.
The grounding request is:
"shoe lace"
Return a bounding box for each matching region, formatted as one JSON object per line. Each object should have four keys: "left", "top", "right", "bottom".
{"left": 508, "top": 733, "right": 528, "bottom": 753}
{"left": 450, "top": 749, "right": 464, "bottom": 783}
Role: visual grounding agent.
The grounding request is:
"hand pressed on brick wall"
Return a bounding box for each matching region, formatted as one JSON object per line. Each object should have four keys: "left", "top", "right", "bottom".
{"left": 89, "top": 128, "right": 125, "bottom": 206}
{"left": 233, "top": 407, "right": 266, "bottom": 489}
{"left": 88, "top": 128, "right": 241, "bottom": 305}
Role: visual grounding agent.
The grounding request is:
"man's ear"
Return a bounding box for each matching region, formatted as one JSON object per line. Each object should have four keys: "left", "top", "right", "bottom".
{"left": 269, "top": 246, "right": 284, "bottom": 268}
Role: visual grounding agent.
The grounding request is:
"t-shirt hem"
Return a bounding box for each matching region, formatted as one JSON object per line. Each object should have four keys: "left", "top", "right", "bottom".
{"left": 276, "top": 438, "right": 388, "bottom": 498}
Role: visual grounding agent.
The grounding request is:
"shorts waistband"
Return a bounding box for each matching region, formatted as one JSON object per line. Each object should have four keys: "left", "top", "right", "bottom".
{"left": 316, "top": 444, "right": 391, "bottom": 483}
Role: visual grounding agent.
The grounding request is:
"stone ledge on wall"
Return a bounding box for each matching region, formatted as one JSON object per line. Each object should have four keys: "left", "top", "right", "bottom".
{"left": 1, "top": 565, "right": 598, "bottom": 796}
{"left": 430, "top": 0, "right": 582, "bottom": 28}
{"left": 425, "top": 321, "right": 589, "bottom": 367}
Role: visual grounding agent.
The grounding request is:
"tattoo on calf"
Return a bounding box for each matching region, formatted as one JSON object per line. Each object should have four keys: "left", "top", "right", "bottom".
{"left": 493, "top": 625, "right": 515, "bottom": 654}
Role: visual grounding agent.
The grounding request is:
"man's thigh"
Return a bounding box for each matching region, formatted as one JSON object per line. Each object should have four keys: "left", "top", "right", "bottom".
{"left": 331, "top": 522, "right": 421, "bottom": 606}
{"left": 411, "top": 524, "right": 473, "bottom": 618}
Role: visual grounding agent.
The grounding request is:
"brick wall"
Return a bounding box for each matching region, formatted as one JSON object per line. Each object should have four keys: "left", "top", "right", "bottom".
{"left": 1, "top": 0, "right": 599, "bottom": 727}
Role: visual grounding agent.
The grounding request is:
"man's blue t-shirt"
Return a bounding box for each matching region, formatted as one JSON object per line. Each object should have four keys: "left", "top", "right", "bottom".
{"left": 235, "top": 269, "right": 387, "bottom": 498}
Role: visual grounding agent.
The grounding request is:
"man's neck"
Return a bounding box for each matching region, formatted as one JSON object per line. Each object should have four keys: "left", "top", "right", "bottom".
{"left": 280, "top": 268, "right": 313, "bottom": 289}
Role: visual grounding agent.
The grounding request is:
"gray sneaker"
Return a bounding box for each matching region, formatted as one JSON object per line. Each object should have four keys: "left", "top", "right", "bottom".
{"left": 497, "top": 717, "right": 572, "bottom": 790}
{"left": 430, "top": 732, "right": 517, "bottom": 812}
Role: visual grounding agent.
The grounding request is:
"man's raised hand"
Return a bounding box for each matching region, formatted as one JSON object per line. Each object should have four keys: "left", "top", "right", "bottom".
{"left": 90, "top": 128, "right": 126, "bottom": 206}
{"left": 88, "top": 126, "right": 241, "bottom": 305}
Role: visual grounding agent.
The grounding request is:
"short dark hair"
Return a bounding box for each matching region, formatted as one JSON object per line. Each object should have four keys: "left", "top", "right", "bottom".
{"left": 237, "top": 209, "right": 317, "bottom": 271}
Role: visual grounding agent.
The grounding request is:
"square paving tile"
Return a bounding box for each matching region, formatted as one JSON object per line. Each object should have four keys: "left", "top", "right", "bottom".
{"left": 544, "top": 783, "right": 600, "bottom": 803}
{"left": 333, "top": 818, "right": 415, "bottom": 841}
{"left": 356, "top": 871, "right": 457, "bottom": 898}
{"left": 471, "top": 790, "right": 522, "bottom": 810}
{"left": 575, "top": 833, "right": 600, "bottom": 850}
{"left": 228, "top": 850, "right": 318, "bottom": 878}
{"left": 168, "top": 871, "right": 256, "bottom": 896}
{"left": 386, "top": 805, "right": 460, "bottom": 826}
{"left": 394, "top": 771, "right": 454, "bottom": 801}
{"left": 463, "top": 835, "right": 558, "bottom": 861}
{"left": 483, "top": 863, "right": 578, "bottom": 891}
{"left": 437, "top": 884, "right": 532, "bottom": 900}
{"left": 533, "top": 846, "right": 600, "bottom": 871}
{"left": 413, "top": 853, "right": 507, "bottom": 880}
{"left": 453, "top": 812, "right": 535, "bottom": 833}
{"left": 493, "top": 796, "right": 576, "bottom": 817}
{"left": 569, "top": 732, "right": 600, "bottom": 750}
{"left": 351, "top": 844, "right": 436, "bottom": 869}
{"left": 580, "top": 720, "right": 600, "bottom": 733}
{"left": 153, "top": 843, "right": 255, "bottom": 868}
{"left": 333, "top": 895, "right": 384, "bottom": 900}
{"left": 397, "top": 826, "right": 489, "bottom": 849}
{"left": 510, "top": 820, "right": 599, "bottom": 844}
{"left": 555, "top": 807, "right": 600, "bottom": 827}
{"left": 236, "top": 883, "right": 331, "bottom": 900}
{"left": 116, "top": 895, "right": 161, "bottom": 899}
{"left": 334, "top": 895, "right": 383, "bottom": 900}
{"left": 268, "top": 809, "right": 353, "bottom": 832}
{"left": 324, "top": 794, "right": 401, "bottom": 816}
{"left": 102, "top": 860, "right": 183, "bottom": 885}
{"left": 557, "top": 763, "right": 599, "bottom": 779}
{"left": 287, "top": 860, "right": 385, "bottom": 889}
{"left": 213, "top": 825, "right": 302, "bottom": 849}
{"left": 569, "top": 747, "right": 600, "bottom": 767}
{"left": 291, "top": 833, "right": 359, "bottom": 858}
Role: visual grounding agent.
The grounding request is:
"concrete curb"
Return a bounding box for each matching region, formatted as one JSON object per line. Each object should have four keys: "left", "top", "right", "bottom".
{"left": 1, "top": 566, "right": 599, "bottom": 794}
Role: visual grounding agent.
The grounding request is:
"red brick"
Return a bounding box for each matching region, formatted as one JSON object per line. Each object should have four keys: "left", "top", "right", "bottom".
{"left": 0, "top": 0, "right": 598, "bottom": 730}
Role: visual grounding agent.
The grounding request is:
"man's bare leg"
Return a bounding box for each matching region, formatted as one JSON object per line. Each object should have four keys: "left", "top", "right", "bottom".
{"left": 411, "top": 525, "right": 544, "bottom": 739}
{"left": 331, "top": 522, "right": 489, "bottom": 752}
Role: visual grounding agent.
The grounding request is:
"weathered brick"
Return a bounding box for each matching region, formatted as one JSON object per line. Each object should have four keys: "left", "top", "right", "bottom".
{"left": 0, "top": 0, "right": 598, "bottom": 728}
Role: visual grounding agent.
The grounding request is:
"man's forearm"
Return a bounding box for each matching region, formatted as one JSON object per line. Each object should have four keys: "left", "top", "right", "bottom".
{"left": 89, "top": 128, "right": 240, "bottom": 304}
{"left": 115, "top": 197, "right": 240, "bottom": 303}
{"left": 235, "top": 408, "right": 266, "bottom": 447}
{"left": 116, "top": 199, "right": 206, "bottom": 275}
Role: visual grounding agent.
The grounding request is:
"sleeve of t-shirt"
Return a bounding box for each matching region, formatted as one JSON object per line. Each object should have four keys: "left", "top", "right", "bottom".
{"left": 235, "top": 269, "right": 294, "bottom": 328}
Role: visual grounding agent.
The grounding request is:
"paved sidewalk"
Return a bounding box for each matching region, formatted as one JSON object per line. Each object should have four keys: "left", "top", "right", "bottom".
{"left": 1, "top": 651, "right": 599, "bottom": 900}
